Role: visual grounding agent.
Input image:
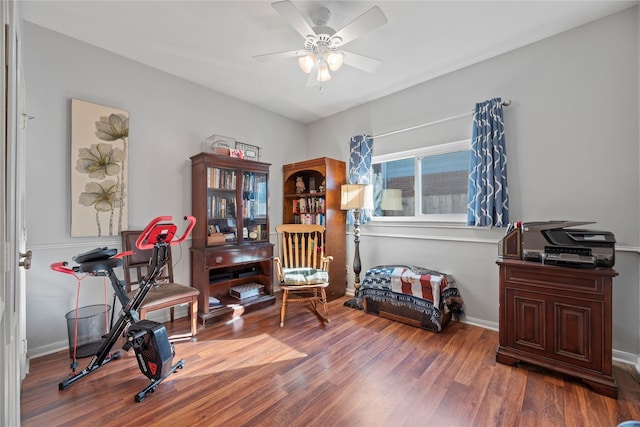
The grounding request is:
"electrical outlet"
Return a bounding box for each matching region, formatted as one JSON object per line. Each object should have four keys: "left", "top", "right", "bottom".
{"left": 345, "top": 265, "right": 349, "bottom": 274}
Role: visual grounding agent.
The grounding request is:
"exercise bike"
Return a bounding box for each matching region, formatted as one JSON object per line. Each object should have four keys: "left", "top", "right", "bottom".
{"left": 51, "top": 215, "right": 196, "bottom": 402}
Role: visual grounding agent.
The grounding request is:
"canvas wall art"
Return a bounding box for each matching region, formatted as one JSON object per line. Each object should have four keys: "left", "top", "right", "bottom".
{"left": 71, "top": 99, "right": 129, "bottom": 237}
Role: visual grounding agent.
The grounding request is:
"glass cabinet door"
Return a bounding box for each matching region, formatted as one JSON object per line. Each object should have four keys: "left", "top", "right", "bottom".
{"left": 242, "top": 171, "right": 268, "bottom": 242}
{"left": 207, "top": 166, "right": 237, "bottom": 245}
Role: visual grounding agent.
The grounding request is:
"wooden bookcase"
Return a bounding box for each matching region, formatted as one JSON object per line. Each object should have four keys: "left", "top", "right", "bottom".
{"left": 282, "top": 157, "right": 347, "bottom": 300}
{"left": 190, "top": 152, "right": 274, "bottom": 324}
{"left": 496, "top": 258, "right": 618, "bottom": 398}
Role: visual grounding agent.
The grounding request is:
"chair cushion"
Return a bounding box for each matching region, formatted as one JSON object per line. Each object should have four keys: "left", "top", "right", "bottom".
{"left": 128, "top": 283, "right": 199, "bottom": 308}
{"left": 282, "top": 268, "right": 329, "bottom": 285}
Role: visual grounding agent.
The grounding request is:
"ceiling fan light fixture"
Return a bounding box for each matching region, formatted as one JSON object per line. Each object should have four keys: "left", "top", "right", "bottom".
{"left": 317, "top": 59, "right": 331, "bottom": 82}
{"left": 298, "top": 54, "right": 316, "bottom": 74}
{"left": 326, "top": 51, "right": 344, "bottom": 71}
{"left": 258, "top": 2, "right": 389, "bottom": 86}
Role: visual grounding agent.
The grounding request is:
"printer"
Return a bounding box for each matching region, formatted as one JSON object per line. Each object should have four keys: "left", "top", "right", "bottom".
{"left": 521, "top": 221, "right": 615, "bottom": 268}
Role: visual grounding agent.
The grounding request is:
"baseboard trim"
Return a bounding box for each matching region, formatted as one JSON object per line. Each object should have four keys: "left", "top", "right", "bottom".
{"left": 27, "top": 306, "right": 185, "bottom": 360}
{"left": 459, "top": 316, "right": 498, "bottom": 332}
{"left": 612, "top": 349, "right": 640, "bottom": 366}
{"left": 28, "top": 341, "right": 69, "bottom": 360}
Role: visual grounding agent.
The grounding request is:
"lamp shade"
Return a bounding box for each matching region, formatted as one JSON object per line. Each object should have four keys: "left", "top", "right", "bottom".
{"left": 326, "top": 51, "right": 344, "bottom": 71}
{"left": 340, "top": 184, "right": 374, "bottom": 210}
{"left": 298, "top": 54, "right": 316, "bottom": 74}
{"left": 381, "top": 189, "right": 403, "bottom": 211}
{"left": 317, "top": 59, "right": 331, "bottom": 82}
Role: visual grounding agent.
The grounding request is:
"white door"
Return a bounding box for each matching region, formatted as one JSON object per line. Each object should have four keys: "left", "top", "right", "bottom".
{"left": 1, "top": 1, "right": 29, "bottom": 425}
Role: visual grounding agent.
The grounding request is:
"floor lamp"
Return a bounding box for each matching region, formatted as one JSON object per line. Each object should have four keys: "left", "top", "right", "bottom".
{"left": 340, "top": 184, "right": 374, "bottom": 310}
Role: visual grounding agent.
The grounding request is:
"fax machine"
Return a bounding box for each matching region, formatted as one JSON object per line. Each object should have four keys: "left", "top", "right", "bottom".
{"left": 521, "top": 221, "right": 615, "bottom": 268}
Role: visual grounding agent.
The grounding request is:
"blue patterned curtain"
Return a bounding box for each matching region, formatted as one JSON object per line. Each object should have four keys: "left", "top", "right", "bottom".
{"left": 467, "top": 98, "right": 509, "bottom": 227}
{"left": 348, "top": 134, "right": 373, "bottom": 224}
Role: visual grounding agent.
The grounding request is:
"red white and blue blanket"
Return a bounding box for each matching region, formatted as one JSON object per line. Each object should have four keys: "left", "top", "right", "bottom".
{"left": 358, "top": 265, "right": 464, "bottom": 331}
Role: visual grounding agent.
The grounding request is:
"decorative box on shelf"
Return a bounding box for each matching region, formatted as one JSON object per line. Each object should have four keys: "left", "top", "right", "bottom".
{"left": 235, "top": 141, "right": 261, "bottom": 162}
{"left": 230, "top": 283, "right": 264, "bottom": 300}
{"left": 207, "top": 232, "right": 226, "bottom": 245}
{"left": 202, "top": 134, "right": 235, "bottom": 156}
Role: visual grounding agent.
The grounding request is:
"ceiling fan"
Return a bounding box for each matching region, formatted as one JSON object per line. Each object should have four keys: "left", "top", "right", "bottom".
{"left": 253, "top": 1, "right": 388, "bottom": 86}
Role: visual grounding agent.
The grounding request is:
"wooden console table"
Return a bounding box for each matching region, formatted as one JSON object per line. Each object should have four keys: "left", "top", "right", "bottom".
{"left": 496, "top": 259, "right": 618, "bottom": 399}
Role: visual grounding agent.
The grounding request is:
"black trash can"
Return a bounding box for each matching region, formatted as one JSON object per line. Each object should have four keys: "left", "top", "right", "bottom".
{"left": 65, "top": 304, "right": 110, "bottom": 358}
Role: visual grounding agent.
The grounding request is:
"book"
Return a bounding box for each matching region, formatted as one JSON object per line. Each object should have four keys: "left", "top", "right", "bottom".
{"left": 209, "top": 296, "right": 223, "bottom": 308}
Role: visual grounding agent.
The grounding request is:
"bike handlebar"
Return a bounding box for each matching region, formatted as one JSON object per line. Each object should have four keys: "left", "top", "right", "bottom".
{"left": 135, "top": 215, "right": 196, "bottom": 250}
{"left": 50, "top": 215, "right": 196, "bottom": 274}
{"left": 50, "top": 261, "right": 74, "bottom": 275}
{"left": 50, "top": 261, "right": 87, "bottom": 275}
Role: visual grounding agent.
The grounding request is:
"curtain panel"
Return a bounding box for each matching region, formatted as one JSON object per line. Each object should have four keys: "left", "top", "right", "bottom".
{"left": 467, "top": 98, "right": 509, "bottom": 227}
{"left": 348, "top": 134, "right": 373, "bottom": 224}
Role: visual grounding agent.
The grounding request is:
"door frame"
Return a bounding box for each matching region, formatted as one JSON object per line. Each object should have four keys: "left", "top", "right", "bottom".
{"left": 1, "top": 1, "right": 28, "bottom": 425}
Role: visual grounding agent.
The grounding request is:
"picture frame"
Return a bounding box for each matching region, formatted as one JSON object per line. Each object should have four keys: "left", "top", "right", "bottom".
{"left": 71, "top": 99, "right": 129, "bottom": 237}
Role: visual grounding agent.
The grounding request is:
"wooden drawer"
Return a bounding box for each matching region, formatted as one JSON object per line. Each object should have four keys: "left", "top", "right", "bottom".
{"left": 205, "top": 245, "right": 272, "bottom": 268}
{"left": 503, "top": 262, "right": 606, "bottom": 297}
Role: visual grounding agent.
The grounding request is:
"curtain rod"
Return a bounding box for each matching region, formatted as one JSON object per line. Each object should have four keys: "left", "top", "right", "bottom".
{"left": 372, "top": 99, "right": 511, "bottom": 140}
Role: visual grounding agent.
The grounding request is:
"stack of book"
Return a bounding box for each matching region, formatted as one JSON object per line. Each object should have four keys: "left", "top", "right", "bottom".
{"left": 209, "top": 296, "right": 223, "bottom": 309}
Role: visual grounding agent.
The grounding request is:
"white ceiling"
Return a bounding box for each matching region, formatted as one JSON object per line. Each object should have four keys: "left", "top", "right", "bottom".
{"left": 21, "top": 0, "right": 638, "bottom": 124}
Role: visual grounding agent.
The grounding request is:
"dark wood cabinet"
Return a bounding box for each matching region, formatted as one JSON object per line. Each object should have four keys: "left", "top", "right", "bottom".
{"left": 190, "top": 152, "right": 274, "bottom": 324}
{"left": 496, "top": 259, "right": 618, "bottom": 398}
{"left": 282, "top": 157, "right": 347, "bottom": 300}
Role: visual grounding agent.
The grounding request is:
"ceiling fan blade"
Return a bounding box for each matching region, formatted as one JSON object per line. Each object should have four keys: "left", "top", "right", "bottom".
{"left": 253, "top": 49, "right": 306, "bottom": 62}
{"left": 272, "top": 1, "right": 316, "bottom": 39}
{"left": 342, "top": 51, "right": 382, "bottom": 73}
{"left": 333, "top": 6, "right": 388, "bottom": 46}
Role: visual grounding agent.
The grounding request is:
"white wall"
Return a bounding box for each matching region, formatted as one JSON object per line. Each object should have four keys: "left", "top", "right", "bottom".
{"left": 22, "top": 22, "right": 307, "bottom": 357}
{"left": 307, "top": 8, "right": 640, "bottom": 358}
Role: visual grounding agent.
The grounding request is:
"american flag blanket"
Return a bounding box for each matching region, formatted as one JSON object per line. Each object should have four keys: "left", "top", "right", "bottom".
{"left": 358, "top": 265, "right": 464, "bottom": 331}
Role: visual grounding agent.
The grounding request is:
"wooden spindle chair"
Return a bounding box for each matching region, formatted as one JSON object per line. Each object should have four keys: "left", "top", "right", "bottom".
{"left": 121, "top": 230, "right": 199, "bottom": 340}
{"left": 274, "top": 224, "right": 333, "bottom": 327}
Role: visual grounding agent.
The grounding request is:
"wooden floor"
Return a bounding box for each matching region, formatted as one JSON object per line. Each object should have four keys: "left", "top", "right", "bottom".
{"left": 21, "top": 296, "right": 640, "bottom": 427}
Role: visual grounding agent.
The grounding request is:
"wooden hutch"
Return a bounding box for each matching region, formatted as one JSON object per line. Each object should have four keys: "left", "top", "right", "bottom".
{"left": 190, "top": 152, "right": 274, "bottom": 324}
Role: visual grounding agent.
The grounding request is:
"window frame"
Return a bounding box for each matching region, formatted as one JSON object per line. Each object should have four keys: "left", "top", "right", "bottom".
{"left": 371, "top": 139, "right": 470, "bottom": 224}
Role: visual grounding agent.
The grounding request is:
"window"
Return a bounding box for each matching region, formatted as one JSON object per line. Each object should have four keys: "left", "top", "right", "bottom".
{"left": 372, "top": 140, "right": 470, "bottom": 222}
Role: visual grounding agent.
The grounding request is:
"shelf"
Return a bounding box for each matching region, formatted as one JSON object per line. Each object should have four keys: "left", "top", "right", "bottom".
{"left": 284, "top": 191, "right": 326, "bottom": 198}
{"left": 199, "top": 294, "right": 276, "bottom": 323}
{"left": 210, "top": 276, "right": 263, "bottom": 287}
